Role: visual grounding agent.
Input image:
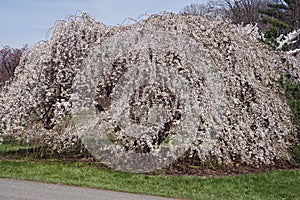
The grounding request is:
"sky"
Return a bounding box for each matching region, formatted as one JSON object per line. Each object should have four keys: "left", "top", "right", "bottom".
{"left": 0, "top": 0, "right": 208, "bottom": 48}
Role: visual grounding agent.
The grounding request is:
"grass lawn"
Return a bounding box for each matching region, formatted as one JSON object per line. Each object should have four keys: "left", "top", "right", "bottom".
{"left": 0, "top": 143, "right": 38, "bottom": 153}
{"left": 0, "top": 159, "right": 299, "bottom": 200}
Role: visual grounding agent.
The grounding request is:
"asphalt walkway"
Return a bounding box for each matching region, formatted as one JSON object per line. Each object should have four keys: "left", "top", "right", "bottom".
{"left": 0, "top": 178, "right": 178, "bottom": 200}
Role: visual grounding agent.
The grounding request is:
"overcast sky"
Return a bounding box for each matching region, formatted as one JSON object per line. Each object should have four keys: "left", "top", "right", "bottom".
{"left": 0, "top": 0, "right": 208, "bottom": 48}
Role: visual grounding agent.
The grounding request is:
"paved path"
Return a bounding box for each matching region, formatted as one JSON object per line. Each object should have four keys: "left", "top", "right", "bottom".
{"left": 0, "top": 178, "right": 178, "bottom": 200}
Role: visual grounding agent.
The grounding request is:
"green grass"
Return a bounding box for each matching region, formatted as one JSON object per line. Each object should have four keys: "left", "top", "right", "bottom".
{"left": 0, "top": 139, "right": 89, "bottom": 160}
{"left": 0, "top": 160, "right": 299, "bottom": 200}
{"left": 0, "top": 142, "right": 47, "bottom": 159}
{"left": 291, "top": 144, "right": 300, "bottom": 164}
{"left": 0, "top": 143, "right": 37, "bottom": 152}
{"left": 1, "top": 138, "right": 299, "bottom": 199}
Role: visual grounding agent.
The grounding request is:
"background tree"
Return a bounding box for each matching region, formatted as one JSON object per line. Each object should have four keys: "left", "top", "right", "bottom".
{"left": 0, "top": 46, "right": 27, "bottom": 85}
{"left": 221, "top": 0, "right": 272, "bottom": 24}
{"left": 180, "top": 1, "right": 225, "bottom": 20}
{"left": 260, "top": 0, "right": 300, "bottom": 30}
{"left": 259, "top": 0, "right": 300, "bottom": 50}
{"left": 181, "top": 3, "right": 205, "bottom": 15}
{"left": 180, "top": 0, "right": 271, "bottom": 24}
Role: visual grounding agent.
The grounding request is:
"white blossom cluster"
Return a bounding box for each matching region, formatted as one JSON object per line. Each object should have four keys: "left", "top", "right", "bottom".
{"left": 0, "top": 13, "right": 299, "bottom": 167}
{"left": 276, "top": 29, "right": 300, "bottom": 56}
{"left": 72, "top": 27, "right": 226, "bottom": 172}
{"left": 0, "top": 13, "right": 106, "bottom": 149}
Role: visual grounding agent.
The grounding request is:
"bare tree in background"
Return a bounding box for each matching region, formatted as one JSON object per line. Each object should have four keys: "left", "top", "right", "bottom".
{"left": 181, "top": 3, "right": 204, "bottom": 15}
{"left": 180, "top": 1, "right": 225, "bottom": 20}
{"left": 180, "top": 0, "right": 272, "bottom": 23}
{"left": 222, "top": 0, "right": 269, "bottom": 24}
{"left": 0, "top": 46, "right": 27, "bottom": 85}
